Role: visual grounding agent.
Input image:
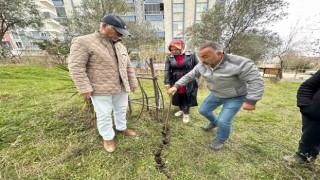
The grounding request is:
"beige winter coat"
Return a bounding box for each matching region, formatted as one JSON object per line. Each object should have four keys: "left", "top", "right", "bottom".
{"left": 68, "top": 31, "right": 137, "bottom": 95}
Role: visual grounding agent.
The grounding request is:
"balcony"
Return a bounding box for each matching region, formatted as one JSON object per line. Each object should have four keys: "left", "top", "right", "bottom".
{"left": 46, "top": 30, "right": 63, "bottom": 38}
{"left": 121, "top": 16, "right": 136, "bottom": 22}
{"left": 46, "top": 19, "right": 64, "bottom": 30}
{"left": 52, "top": 0, "right": 64, "bottom": 6}
{"left": 145, "top": 15, "right": 164, "bottom": 21}
{"left": 47, "top": 19, "right": 60, "bottom": 26}
{"left": 43, "top": 11, "right": 58, "bottom": 19}
{"left": 145, "top": 0, "right": 163, "bottom": 3}
{"left": 40, "top": 0, "right": 55, "bottom": 8}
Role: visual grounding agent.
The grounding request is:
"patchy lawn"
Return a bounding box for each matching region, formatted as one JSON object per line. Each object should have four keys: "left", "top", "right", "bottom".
{"left": 0, "top": 65, "right": 319, "bottom": 179}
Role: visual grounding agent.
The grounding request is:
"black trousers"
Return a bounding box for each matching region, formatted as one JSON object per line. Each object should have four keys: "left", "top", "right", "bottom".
{"left": 178, "top": 93, "right": 190, "bottom": 114}
{"left": 296, "top": 103, "right": 320, "bottom": 161}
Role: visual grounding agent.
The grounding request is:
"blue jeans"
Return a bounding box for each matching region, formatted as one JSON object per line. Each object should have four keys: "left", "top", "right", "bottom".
{"left": 198, "top": 93, "right": 246, "bottom": 142}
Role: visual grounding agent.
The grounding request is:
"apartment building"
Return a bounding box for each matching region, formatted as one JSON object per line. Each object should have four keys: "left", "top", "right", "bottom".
{"left": 122, "top": 0, "right": 165, "bottom": 38}
{"left": 164, "top": 0, "right": 216, "bottom": 47}
{"left": 4, "top": 0, "right": 65, "bottom": 55}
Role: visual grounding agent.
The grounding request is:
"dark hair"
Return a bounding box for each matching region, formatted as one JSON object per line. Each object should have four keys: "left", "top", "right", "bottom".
{"left": 198, "top": 41, "right": 223, "bottom": 52}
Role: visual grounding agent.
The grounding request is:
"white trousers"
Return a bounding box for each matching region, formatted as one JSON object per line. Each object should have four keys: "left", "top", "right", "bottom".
{"left": 91, "top": 90, "right": 128, "bottom": 140}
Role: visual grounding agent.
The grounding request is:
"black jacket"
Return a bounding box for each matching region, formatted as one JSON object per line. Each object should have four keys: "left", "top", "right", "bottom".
{"left": 164, "top": 51, "right": 199, "bottom": 106}
{"left": 297, "top": 70, "right": 320, "bottom": 120}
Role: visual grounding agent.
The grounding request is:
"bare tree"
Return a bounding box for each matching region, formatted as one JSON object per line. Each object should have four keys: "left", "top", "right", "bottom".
{"left": 186, "top": 0, "right": 288, "bottom": 60}
{"left": 282, "top": 52, "right": 312, "bottom": 79}
{"left": 276, "top": 21, "right": 310, "bottom": 79}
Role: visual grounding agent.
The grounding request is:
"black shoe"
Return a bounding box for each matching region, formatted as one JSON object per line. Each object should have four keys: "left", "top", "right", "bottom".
{"left": 209, "top": 139, "right": 225, "bottom": 151}
{"left": 283, "top": 154, "right": 316, "bottom": 164}
{"left": 203, "top": 122, "right": 217, "bottom": 131}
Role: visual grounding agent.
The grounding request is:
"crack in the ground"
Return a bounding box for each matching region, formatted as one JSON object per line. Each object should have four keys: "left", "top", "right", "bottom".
{"left": 154, "top": 125, "right": 171, "bottom": 179}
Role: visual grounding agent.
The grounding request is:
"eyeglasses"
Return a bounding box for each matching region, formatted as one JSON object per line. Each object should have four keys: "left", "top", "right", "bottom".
{"left": 108, "top": 25, "right": 123, "bottom": 37}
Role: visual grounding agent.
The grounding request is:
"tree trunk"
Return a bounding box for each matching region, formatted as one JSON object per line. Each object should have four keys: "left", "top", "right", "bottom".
{"left": 0, "top": 33, "right": 5, "bottom": 43}
{"left": 278, "top": 56, "right": 283, "bottom": 79}
{"left": 294, "top": 68, "right": 299, "bottom": 79}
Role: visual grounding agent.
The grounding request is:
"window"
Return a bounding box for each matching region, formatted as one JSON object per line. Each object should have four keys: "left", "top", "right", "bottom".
{"left": 12, "top": 32, "right": 19, "bottom": 39}
{"left": 16, "top": 42, "right": 23, "bottom": 49}
{"left": 40, "top": 32, "right": 47, "bottom": 37}
{"left": 25, "top": 32, "right": 33, "bottom": 37}
{"left": 173, "top": 21, "right": 183, "bottom": 31}
{"left": 196, "top": 2, "right": 208, "bottom": 12}
{"left": 196, "top": 2, "right": 208, "bottom": 22}
{"left": 172, "top": 13, "right": 183, "bottom": 21}
{"left": 173, "top": 0, "right": 183, "bottom": 4}
{"left": 52, "top": 0, "right": 64, "bottom": 6}
{"left": 172, "top": 3, "right": 183, "bottom": 21}
{"left": 55, "top": 7, "right": 67, "bottom": 17}
{"left": 2, "top": 42, "right": 12, "bottom": 50}
{"left": 150, "top": 21, "right": 164, "bottom": 31}
{"left": 29, "top": 42, "right": 37, "bottom": 47}
{"left": 145, "top": 3, "right": 164, "bottom": 14}
{"left": 173, "top": 30, "right": 183, "bottom": 38}
{"left": 173, "top": 3, "right": 183, "bottom": 13}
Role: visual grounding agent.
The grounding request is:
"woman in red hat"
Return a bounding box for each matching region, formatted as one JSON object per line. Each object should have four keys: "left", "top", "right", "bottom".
{"left": 164, "top": 40, "right": 199, "bottom": 123}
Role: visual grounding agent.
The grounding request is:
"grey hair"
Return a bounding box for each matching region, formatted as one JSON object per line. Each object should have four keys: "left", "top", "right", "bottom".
{"left": 99, "top": 22, "right": 113, "bottom": 31}
{"left": 198, "top": 41, "right": 223, "bottom": 52}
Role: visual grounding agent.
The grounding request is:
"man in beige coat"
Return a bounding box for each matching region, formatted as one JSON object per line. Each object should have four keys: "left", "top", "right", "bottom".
{"left": 68, "top": 14, "right": 137, "bottom": 153}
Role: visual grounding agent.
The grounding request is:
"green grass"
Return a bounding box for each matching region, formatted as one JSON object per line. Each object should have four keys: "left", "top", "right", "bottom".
{"left": 1, "top": 65, "right": 319, "bottom": 179}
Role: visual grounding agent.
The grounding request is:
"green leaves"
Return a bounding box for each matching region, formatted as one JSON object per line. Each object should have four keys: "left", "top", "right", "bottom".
{"left": 122, "top": 21, "right": 160, "bottom": 54}
{"left": 65, "top": 0, "right": 129, "bottom": 37}
{"left": 186, "top": 0, "right": 287, "bottom": 62}
{"left": 36, "top": 39, "right": 71, "bottom": 65}
{"left": 65, "top": 0, "right": 162, "bottom": 55}
{"left": 0, "top": 0, "right": 44, "bottom": 41}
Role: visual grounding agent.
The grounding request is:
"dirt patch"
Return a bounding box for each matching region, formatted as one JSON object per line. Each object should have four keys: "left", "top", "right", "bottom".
{"left": 154, "top": 125, "right": 171, "bottom": 179}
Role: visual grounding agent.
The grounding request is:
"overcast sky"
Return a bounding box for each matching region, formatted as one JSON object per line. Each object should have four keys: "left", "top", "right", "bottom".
{"left": 266, "top": 0, "right": 320, "bottom": 56}
{"left": 268, "top": 0, "right": 320, "bottom": 38}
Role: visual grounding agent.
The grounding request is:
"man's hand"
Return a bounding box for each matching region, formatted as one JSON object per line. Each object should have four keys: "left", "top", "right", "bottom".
{"left": 167, "top": 87, "right": 177, "bottom": 96}
{"left": 164, "top": 84, "right": 171, "bottom": 90}
{"left": 242, "top": 102, "right": 256, "bottom": 111}
{"left": 131, "top": 87, "right": 136, "bottom": 93}
{"left": 82, "top": 92, "right": 92, "bottom": 100}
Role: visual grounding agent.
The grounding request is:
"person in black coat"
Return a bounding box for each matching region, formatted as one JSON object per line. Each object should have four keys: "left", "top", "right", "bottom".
{"left": 164, "top": 40, "right": 199, "bottom": 123}
{"left": 284, "top": 70, "right": 320, "bottom": 164}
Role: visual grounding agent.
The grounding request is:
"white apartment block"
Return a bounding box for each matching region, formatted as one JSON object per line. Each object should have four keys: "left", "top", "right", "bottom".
{"left": 164, "top": 0, "right": 217, "bottom": 49}
{"left": 5, "top": 0, "right": 66, "bottom": 56}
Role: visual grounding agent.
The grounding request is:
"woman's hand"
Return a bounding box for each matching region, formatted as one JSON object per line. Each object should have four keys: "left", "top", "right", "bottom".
{"left": 164, "top": 84, "right": 171, "bottom": 90}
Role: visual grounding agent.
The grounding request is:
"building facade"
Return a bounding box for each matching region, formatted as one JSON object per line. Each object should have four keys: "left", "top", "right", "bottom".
{"left": 2, "top": 0, "right": 222, "bottom": 56}
{"left": 4, "top": 0, "right": 66, "bottom": 56}
{"left": 164, "top": 0, "right": 216, "bottom": 48}
{"left": 52, "top": 0, "right": 75, "bottom": 25}
{"left": 122, "top": 0, "right": 165, "bottom": 39}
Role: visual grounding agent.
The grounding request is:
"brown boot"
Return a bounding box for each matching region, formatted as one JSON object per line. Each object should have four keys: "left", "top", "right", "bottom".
{"left": 103, "top": 139, "right": 115, "bottom": 153}
{"left": 117, "top": 128, "right": 137, "bottom": 137}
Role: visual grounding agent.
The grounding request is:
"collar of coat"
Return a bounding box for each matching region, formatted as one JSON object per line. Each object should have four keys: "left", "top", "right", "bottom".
{"left": 169, "top": 51, "right": 191, "bottom": 57}
{"left": 94, "top": 30, "right": 122, "bottom": 43}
